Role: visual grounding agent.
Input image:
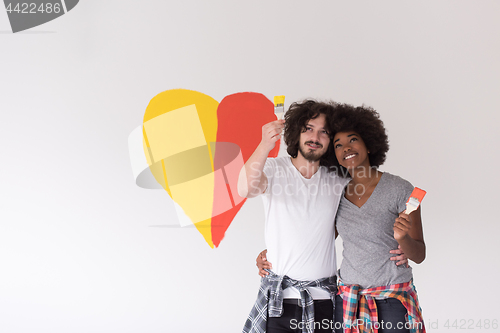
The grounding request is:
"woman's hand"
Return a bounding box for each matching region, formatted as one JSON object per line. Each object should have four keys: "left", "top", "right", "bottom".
{"left": 256, "top": 249, "right": 272, "bottom": 277}
{"left": 393, "top": 207, "right": 426, "bottom": 264}
{"left": 394, "top": 212, "right": 412, "bottom": 241}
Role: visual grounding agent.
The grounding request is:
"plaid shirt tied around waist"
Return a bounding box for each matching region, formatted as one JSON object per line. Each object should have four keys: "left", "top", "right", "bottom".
{"left": 243, "top": 270, "right": 337, "bottom": 333}
{"left": 338, "top": 279, "right": 425, "bottom": 333}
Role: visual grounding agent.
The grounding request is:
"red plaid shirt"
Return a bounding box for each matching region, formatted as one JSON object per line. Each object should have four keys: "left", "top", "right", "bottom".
{"left": 337, "top": 279, "right": 425, "bottom": 333}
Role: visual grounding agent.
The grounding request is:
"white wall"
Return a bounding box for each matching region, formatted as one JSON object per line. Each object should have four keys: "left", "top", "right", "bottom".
{"left": 1, "top": 1, "right": 499, "bottom": 332}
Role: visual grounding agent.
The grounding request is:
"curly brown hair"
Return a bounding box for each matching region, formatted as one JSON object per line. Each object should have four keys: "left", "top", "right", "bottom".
{"left": 284, "top": 100, "right": 339, "bottom": 170}
{"left": 329, "top": 103, "right": 389, "bottom": 177}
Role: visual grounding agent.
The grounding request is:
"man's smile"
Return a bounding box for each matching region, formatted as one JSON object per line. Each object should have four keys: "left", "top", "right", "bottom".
{"left": 305, "top": 141, "right": 322, "bottom": 149}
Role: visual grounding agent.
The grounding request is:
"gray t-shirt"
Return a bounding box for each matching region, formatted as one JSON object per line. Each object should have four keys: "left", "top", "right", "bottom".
{"left": 336, "top": 172, "right": 414, "bottom": 288}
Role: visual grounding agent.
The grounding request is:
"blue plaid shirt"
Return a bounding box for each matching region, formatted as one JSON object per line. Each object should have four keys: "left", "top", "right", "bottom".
{"left": 243, "top": 270, "right": 337, "bottom": 333}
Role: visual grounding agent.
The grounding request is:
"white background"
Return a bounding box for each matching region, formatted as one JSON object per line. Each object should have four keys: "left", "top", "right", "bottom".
{"left": 1, "top": 1, "right": 499, "bottom": 332}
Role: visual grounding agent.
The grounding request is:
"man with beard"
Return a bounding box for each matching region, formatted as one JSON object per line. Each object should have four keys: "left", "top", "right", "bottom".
{"left": 238, "top": 100, "right": 347, "bottom": 333}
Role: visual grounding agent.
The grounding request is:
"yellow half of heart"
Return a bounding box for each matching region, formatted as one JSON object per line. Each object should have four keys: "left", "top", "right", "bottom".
{"left": 142, "top": 89, "right": 219, "bottom": 248}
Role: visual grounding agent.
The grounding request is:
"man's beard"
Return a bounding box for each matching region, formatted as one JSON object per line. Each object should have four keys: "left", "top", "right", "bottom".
{"left": 298, "top": 141, "right": 325, "bottom": 162}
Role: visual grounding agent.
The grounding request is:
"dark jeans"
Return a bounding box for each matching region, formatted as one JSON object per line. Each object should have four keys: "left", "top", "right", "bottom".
{"left": 334, "top": 294, "right": 410, "bottom": 333}
{"left": 267, "top": 299, "right": 335, "bottom": 333}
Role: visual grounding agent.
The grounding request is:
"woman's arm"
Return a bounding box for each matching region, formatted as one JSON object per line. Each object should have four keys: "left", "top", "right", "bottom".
{"left": 256, "top": 249, "right": 271, "bottom": 277}
{"left": 393, "top": 206, "right": 426, "bottom": 263}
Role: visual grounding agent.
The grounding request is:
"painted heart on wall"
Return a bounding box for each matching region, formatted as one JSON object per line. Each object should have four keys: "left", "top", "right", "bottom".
{"left": 129, "top": 89, "right": 279, "bottom": 248}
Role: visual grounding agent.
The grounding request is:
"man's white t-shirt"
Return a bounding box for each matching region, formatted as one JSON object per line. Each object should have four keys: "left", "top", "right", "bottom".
{"left": 262, "top": 156, "right": 348, "bottom": 299}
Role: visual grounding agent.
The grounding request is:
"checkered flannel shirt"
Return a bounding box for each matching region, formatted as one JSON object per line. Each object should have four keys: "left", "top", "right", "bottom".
{"left": 243, "top": 270, "right": 337, "bottom": 333}
{"left": 338, "top": 279, "right": 425, "bottom": 333}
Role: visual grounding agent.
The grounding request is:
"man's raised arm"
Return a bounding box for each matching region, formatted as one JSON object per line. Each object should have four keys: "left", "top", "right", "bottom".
{"left": 237, "top": 119, "right": 284, "bottom": 198}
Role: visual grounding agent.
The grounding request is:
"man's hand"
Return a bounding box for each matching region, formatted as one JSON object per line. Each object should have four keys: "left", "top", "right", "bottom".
{"left": 260, "top": 119, "right": 285, "bottom": 152}
{"left": 389, "top": 245, "right": 409, "bottom": 268}
{"left": 237, "top": 119, "right": 284, "bottom": 198}
{"left": 256, "top": 249, "right": 272, "bottom": 277}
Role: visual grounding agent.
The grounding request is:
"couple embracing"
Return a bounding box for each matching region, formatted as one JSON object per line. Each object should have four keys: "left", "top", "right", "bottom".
{"left": 238, "top": 100, "right": 426, "bottom": 333}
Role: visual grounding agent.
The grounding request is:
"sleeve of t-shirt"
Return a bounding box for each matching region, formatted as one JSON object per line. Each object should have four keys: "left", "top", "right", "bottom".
{"left": 396, "top": 176, "right": 415, "bottom": 213}
{"left": 262, "top": 158, "right": 276, "bottom": 195}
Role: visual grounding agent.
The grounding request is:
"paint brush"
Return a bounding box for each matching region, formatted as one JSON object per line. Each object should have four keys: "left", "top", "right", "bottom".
{"left": 274, "top": 95, "right": 285, "bottom": 120}
{"left": 404, "top": 187, "right": 427, "bottom": 214}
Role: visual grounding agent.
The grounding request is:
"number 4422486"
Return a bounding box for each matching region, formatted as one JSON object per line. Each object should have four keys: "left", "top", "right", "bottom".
{"left": 444, "top": 319, "right": 498, "bottom": 330}
{"left": 6, "top": 3, "right": 62, "bottom": 14}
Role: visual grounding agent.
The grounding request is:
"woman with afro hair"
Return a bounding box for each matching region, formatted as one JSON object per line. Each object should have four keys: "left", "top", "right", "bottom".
{"left": 330, "top": 104, "right": 426, "bottom": 333}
